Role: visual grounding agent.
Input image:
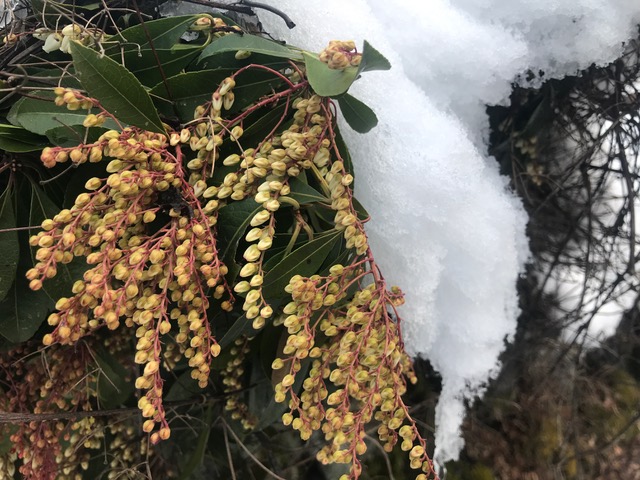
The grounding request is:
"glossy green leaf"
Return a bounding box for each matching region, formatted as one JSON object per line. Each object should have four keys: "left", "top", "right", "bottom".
{"left": 239, "top": 101, "right": 291, "bottom": 147}
{"left": 110, "top": 15, "right": 200, "bottom": 50}
{"left": 198, "top": 34, "right": 301, "bottom": 65}
{"left": 150, "top": 69, "right": 234, "bottom": 119}
{"left": 334, "top": 126, "right": 354, "bottom": 185}
{"left": 117, "top": 47, "right": 202, "bottom": 87}
{"left": 262, "top": 230, "right": 341, "bottom": 298}
{"left": 216, "top": 199, "right": 262, "bottom": 279}
{"left": 303, "top": 52, "right": 359, "bottom": 97}
{"left": 45, "top": 125, "right": 109, "bottom": 148}
{"left": 337, "top": 93, "right": 378, "bottom": 133}
{"left": 70, "top": 42, "right": 165, "bottom": 134}
{"left": 94, "top": 349, "right": 134, "bottom": 408}
{"left": 0, "top": 190, "right": 18, "bottom": 302}
{"left": 166, "top": 370, "right": 206, "bottom": 402}
{"left": 303, "top": 40, "right": 390, "bottom": 97}
{"left": 218, "top": 314, "right": 253, "bottom": 348}
{"left": 0, "top": 281, "right": 51, "bottom": 343}
{"left": 0, "top": 228, "right": 52, "bottom": 345}
{"left": 151, "top": 68, "right": 284, "bottom": 121}
{"left": 288, "top": 177, "right": 329, "bottom": 205}
{"left": 353, "top": 197, "right": 370, "bottom": 221}
{"left": 29, "top": 181, "right": 88, "bottom": 301}
{"left": 359, "top": 40, "right": 391, "bottom": 73}
{"left": 7, "top": 93, "right": 117, "bottom": 136}
{"left": 0, "top": 124, "right": 48, "bottom": 152}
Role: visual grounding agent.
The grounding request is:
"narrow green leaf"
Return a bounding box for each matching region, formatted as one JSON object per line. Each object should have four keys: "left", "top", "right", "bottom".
{"left": 303, "top": 52, "right": 359, "bottom": 97}
{"left": 359, "top": 40, "right": 391, "bottom": 73}
{"left": 115, "top": 47, "right": 202, "bottom": 87}
{"left": 262, "top": 230, "right": 341, "bottom": 298}
{"left": 216, "top": 199, "right": 262, "bottom": 280}
{"left": 178, "top": 405, "right": 214, "bottom": 480}
{"left": 287, "top": 177, "right": 329, "bottom": 205}
{"left": 198, "top": 34, "right": 301, "bottom": 65}
{"left": 94, "top": 349, "right": 134, "bottom": 408}
{"left": 70, "top": 42, "right": 166, "bottom": 134}
{"left": 110, "top": 15, "right": 200, "bottom": 50}
{"left": 0, "top": 190, "right": 19, "bottom": 302}
{"left": 353, "top": 197, "right": 370, "bottom": 221}
{"left": 219, "top": 314, "right": 253, "bottom": 348}
{"left": 334, "top": 127, "right": 354, "bottom": 185}
{"left": 151, "top": 68, "right": 284, "bottom": 121}
{"left": 7, "top": 93, "right": 117, "bottom": 136}
{"left": 0, "top": 124, "right": 48, "bottom": 152}
{"left": 337, "top": 93, "right": 378, "bottom": 133}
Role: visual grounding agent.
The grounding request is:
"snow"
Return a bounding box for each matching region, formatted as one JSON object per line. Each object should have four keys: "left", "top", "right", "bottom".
{"left": 252, "top": 0, "right": 640, "bottom": 469}
{"left": 163, "top": 0, "right": 640, "bottom": 469}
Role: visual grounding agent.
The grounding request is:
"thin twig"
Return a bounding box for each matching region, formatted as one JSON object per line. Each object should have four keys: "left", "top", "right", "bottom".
{"left": 221, "top": 417, "right": 287, "bottom": 480}
{"left": 223, "top": 421, "right": 238, "bottom": 480}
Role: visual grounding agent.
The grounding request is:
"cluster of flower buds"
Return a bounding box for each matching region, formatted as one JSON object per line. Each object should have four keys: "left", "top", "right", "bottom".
{"left": 104, "top": 421, "right": 149, "bottom": 479}
{"left": 32, "top": 101, "right": 232, "bottom": 439}
{"left": 32, "top": 24, "right": 105, "bottom": 54}
{"left": 220, "top": 337, "right": 258, "bottom": 429}
{"left": 319, "top": 40, "right": 362, "bottom": 70}
{"left": 273, "top": 267, "right": 434, "bottom": 479}
{"left": 189, "top": 15, "right": 241, "bottom": 36}
{"left": 0, "top": 342, "right": 104, "bottom": 480}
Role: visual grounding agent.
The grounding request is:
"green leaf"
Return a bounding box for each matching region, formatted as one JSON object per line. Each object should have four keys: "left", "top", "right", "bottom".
{"left": 110, "top": 15, "right": 200, "bottom": 50}
{"left": 359, "top": 40, "right": 391, "bottom": 73}
{"left": 150, "top": 68, "right": 284, "bottom": 122}
{"left": 198, "top": 34, "right": 301, "bottom": 65}
{"left": 337, "top": 93, "right": 378, "bottom": 133}
{"left": 0, "top": 201, "right": 52, "bottom": 345}
{"left": 217, "top": 199, "right": 262, "bottom": 276}
{"left": 218, "top": 314, "right": 253, "bottom": 348}
{"left": 288, "top": 177, "right": 329, "bottom": 205}
{"left": 262, "top": 230, "right": 341, "bottom": 298}
{"left": 0, "top": 425, "right": 18, "bottom": 455}
{"left": 45, "top": 125, "right": 109, "bottom": 148}
{"left": 303, "top": 40, "right": 390, "bottom": 97}
{"left": 0, "top": 189, "right": 18, "bottom": 302}
{"left": 239, "top": 101, "right": 291, "bottom": 147}
{"left": 29, "top": 181, "right": 88, "bottom": 301}
{"left": 0, "top": 124, "right": 48, "bottom": 152}
{"left": 353, "top": 197, "right": 370, "bottom": 221}
{"left": 115, "top": 46, "right": 202, "bottom": 87}
{"left": 178, "top": 405, "right": 214, "bottom": 480}
{"left": 7, "top": 93, "right": 117, "bottom": 136}
{"left": 303, "top": 52, "right": 359, "bottom": 97}
{"left": 166, "top": 370, "right": 205, "bottom": 402}
{"left": 70, "top": 42, "right": 166, "bottom": 134}
{"left": 94, "top": 348, "right": 134, "bottom": 408}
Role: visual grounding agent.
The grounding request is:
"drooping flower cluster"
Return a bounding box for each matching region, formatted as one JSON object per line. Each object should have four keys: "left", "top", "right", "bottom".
{"left": 30, "top": 87, "right": 233, "bottom": 440}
